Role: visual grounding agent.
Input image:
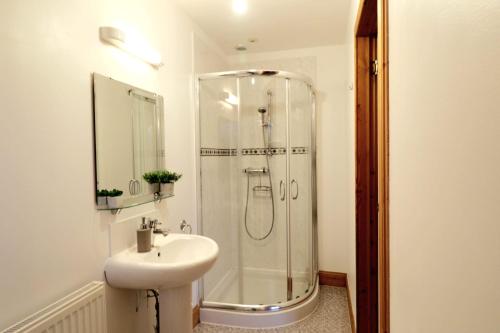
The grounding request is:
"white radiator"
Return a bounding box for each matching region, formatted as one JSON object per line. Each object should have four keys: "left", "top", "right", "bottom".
{"left": 2, "top": 281, "right": 107, "bottom": 333}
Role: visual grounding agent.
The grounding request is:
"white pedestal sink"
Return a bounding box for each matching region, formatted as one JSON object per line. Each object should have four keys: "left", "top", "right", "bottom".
{"left": 104, "top": 233, "right": 219, "bottom": 333}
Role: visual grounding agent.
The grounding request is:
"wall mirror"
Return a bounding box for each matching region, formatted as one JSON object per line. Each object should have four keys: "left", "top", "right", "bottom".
{"left": 93, "top": 73, "right": 165, "bottom": 211}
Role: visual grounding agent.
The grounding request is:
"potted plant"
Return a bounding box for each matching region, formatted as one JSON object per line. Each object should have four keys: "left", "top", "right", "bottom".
{"left": 107, "top": 189, "right": 124, "bottom": 209}
{"left": 97, "top": 189, "right": 109, "bottom": 206}
{"left": 159, "top": 170, "right": 182, "bottom": 196}
{"left": 143, "top": 171, "right": 160, "bottom": 194}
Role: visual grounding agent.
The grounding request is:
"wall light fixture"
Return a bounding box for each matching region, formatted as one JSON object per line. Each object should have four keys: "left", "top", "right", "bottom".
{"left": 99, "top": 26, "right": 163, "bottom": 68}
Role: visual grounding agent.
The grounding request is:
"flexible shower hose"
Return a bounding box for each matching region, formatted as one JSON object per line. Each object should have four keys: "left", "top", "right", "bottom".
{"left": 244, "top": 126, "right": 275, "bottom": 241}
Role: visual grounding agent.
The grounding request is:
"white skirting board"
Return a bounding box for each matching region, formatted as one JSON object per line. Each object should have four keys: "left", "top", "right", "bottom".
{"left": 1, "top": 281, "right": 107, "bottom": 333}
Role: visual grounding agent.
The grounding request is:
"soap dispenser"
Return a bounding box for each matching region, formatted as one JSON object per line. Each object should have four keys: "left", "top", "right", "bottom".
{"left": 137, "top": 217, "right": 152, "bottom": 253}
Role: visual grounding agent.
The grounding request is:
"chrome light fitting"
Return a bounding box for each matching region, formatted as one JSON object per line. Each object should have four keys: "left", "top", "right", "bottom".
{"left": 99, "top": 26, "right": 163, "bottom": 68}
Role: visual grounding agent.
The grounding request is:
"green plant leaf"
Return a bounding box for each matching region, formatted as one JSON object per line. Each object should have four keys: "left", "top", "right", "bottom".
{"left": 97, "top": 189, "right": 109, "bottom": 197}
{"left": 108, "top": 189, "right": 123, "bottom": 197}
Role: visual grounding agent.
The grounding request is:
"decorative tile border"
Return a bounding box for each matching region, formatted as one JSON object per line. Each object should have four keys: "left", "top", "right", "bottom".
{"left": 200, "top": 148, "right": 237, "bottom": 156}
{"left": 200, "top": 147, "right": 309, "bottom": 156}
{"left": 291, "top": 147, "right": 309, "bottom": 154}
{"left": 242, "top": 147, "right": 286, "bottom": 155}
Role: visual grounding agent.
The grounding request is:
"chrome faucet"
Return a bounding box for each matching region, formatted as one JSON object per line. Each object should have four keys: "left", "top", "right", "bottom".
{"left": 148, "top": 219, "right": 170, "bottom": 236}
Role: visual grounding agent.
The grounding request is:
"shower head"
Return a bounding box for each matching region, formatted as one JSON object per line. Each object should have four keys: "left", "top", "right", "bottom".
{"left": 258, "top": 107, "right": 267, "bottom": 114}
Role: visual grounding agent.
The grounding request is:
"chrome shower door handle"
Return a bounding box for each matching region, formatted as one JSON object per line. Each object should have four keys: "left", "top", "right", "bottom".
{"left": 280, "top": 180, "right": 286, "bottom": 201}
{"left": 291, "top": 179, "right": 299, "bottom": 200}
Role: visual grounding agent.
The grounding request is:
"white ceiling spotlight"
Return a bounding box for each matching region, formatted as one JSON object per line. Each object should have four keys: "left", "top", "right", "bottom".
{"left": 232, "top": 0, "right": 248, "bottom": 15}
{"left": 99, "top": 26, "right": 163, "bottom": 68}
{"left": 235, "top": 44, "right": 247, "bottom": 51}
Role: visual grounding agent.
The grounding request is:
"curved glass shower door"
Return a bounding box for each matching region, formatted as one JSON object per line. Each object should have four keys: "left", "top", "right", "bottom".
{"left": 198, "top": 70, "right": 316, "bottom": 312}
{"left": 289, "top": 79, "right": 314, "bottom": 299}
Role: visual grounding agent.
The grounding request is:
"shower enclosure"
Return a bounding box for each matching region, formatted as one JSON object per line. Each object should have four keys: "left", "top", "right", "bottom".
{"left": 197, "top": 70, "right": 317, "bottom": 319}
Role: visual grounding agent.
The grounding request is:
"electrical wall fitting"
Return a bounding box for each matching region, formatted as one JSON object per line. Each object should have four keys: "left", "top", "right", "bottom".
{"left": 99, "top": 26, "right": 163, "bottom": 68}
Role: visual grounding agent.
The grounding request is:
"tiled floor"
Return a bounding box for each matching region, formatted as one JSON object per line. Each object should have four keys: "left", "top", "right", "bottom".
{"left": 194, "top": 286, "right": 352, "bottom": 333}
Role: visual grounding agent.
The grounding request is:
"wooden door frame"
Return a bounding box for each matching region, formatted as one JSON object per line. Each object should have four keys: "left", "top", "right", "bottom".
{"left": 355, "top": 0, "right": 389, "bottom": 332}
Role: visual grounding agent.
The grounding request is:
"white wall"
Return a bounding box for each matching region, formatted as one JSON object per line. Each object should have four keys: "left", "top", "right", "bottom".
{"left": 0, "top": 0, "right": 226, "bottom": 330}
{"left": 390, "top": 1, "right": 500, "bottom": 332}
{"left": 229, "top": 45, "right": 355, "bottom": 276}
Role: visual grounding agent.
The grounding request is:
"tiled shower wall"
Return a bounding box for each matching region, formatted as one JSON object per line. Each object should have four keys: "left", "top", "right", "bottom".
{"left": 229, "top": 47, "right": 355, "bottom": 296}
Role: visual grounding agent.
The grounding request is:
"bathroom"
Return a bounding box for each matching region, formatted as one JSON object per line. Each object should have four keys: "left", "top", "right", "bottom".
{"left": 1, "top": 0, "right": 499, "bottom": 333}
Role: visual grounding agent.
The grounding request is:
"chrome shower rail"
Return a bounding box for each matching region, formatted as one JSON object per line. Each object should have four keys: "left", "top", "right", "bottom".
{"left": 198, "top": 69, "right": 314, "bottom": 88}
{"left": 202, "top": 276, "right": 319, "bottom": 313}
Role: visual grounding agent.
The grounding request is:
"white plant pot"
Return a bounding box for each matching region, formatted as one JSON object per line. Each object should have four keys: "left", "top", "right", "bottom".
{"left": 97, "top": 196, "right": 107, "bottom": 207}
{"left": 107, "top": 196, "right": 123, "bottom": 209}
{"left": 148, "top": 183, "right": 160, "bottom": 194}
{"left": 161, "top": 182, "right": 174, "bottom": 196}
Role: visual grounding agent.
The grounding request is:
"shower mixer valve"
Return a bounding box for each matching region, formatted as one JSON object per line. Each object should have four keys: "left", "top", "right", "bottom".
{"left": 243, "top": 167, "right": 267, "bottom": 174}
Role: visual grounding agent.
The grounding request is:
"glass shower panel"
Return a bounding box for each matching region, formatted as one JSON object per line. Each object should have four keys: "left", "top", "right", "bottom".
{"left": 288, "top": 80, "right": 313, "bottom": 298}
{"left": 199, "top": 78, "right": 241, "bottom": 304}
{"left": 238, "top": 77, "right": 289, "bottom": 305}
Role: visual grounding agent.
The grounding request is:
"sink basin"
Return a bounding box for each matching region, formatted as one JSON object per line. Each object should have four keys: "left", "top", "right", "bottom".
{"left": 105, "top": 233, "right": 219, "bottom": 290}
{"left": 105, "top": 233, "right": 218, "bottom": 333}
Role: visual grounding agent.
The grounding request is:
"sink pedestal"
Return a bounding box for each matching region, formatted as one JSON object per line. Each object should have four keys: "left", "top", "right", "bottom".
{"left": 159, "top": 284, "right": 192, "bottom": 333}
{"left": 104, "top": 234, "right": 218, "bottom": 333}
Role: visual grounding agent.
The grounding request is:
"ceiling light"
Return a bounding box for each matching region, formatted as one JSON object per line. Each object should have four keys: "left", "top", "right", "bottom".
{"left": 235, "top": 44, "right": 247, "bottom": 51}
{"left": 99, "top": 27, "right": 163, "bottom": 68}
{"left": 232, "top": 0, "right": 248, "bottom": 15}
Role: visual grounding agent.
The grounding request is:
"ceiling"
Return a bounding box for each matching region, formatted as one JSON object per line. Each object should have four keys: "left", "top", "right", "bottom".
{"left": 173, "top": 0, "right": 352, "bottom": 54}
